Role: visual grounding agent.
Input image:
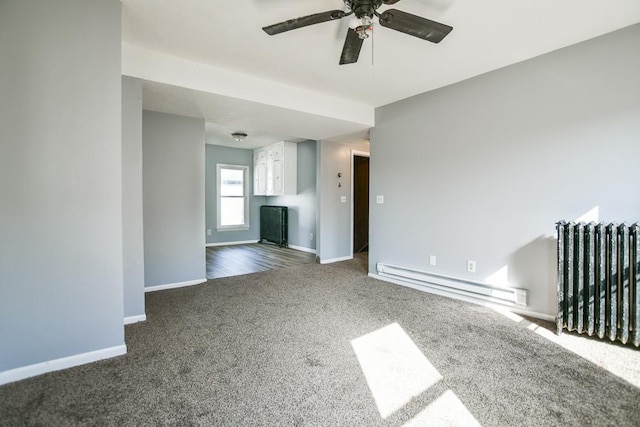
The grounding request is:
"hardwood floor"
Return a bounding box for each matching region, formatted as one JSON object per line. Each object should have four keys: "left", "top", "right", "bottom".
{"left": 206, "top": 243, "right": 317, "bottom": 279}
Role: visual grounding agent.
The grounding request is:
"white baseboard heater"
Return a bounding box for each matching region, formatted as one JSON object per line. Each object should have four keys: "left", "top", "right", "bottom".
{"left": 376, "top": 262, "right": 528, "bottom": 307}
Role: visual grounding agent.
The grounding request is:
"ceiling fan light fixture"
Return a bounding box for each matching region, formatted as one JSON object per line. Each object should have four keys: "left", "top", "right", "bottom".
{"left": 231, "top": 132, "right": 247, "bottom": 142}
{"left": 356, "top": 16, "right": 373, "bottom": 39}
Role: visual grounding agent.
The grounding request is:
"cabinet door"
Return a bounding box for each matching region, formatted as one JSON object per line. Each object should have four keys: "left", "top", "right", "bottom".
{"left": 266, "top": 162, "right": 274, "bottom": 195}
{"left": 271, "top": 143, "right": 284, "bottom": 161}
{"left": 272, "top": 160, "right": 283, "bottom": 195}
{"left": 254, "top": 149, "right": 267, "bottom": 164}
{"left": 254, "top": 163, "right": 267, "bottom": 195}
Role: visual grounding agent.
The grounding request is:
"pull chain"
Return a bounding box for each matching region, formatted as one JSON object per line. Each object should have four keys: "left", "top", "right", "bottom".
{"left": 371, "top": 23, "right": 374, "bottom": 66}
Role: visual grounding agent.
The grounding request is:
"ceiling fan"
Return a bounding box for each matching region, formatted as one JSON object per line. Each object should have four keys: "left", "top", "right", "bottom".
{"left": 262, "top": 0, "right": 453, "bottom": 65}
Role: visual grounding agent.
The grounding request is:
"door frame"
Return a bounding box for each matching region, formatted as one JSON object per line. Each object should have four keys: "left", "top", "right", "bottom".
{"left": 350, "top": 150, "right": 370, "bottom": 256}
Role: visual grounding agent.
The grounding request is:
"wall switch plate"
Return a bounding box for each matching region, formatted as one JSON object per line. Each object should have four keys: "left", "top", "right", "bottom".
{"left": 467, "top": 260, "right": 476, "bottom": 273}
{"left": 430, "top": 255, "right": 436, "bottom": 266}
{"left": 207, "top": 229, "right": 212, "bottom": 236}
{"left": 341, "top": 196, "right": 347, "bottom": 203}
{"left": 376, "top": 195, "right": 384, "bottom": 204}
{"left": 309, "top": 233, "right": 314, "bottom": 241}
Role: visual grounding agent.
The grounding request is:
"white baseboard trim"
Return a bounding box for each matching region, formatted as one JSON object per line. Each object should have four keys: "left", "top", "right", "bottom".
{"left": 499, "top": 307, "right": 556, "bottom": 322}
{"left": 320, "top": 255, "right": 353, "bottom": 264}
{"left": 0, "top": 344, "right": 127, "bottom": 386}
{"left": 288, "top": 244, "right": 317, "bottom": 254}
{"left": 145, "top": 278, "right": 207, "bottom": 293}
{"left": 206, "top": 240, "right": 259, "bottom": 247}
{"left": 368, "top": 273, "right": 555, "bottom": 322}
{"left": 124, "top": 314, "right": 147, "bottom": 325}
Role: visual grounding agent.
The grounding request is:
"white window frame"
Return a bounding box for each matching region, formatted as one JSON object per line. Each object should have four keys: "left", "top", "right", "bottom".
{"left": 216, "top": 164, "right": 250, "bottom": 231}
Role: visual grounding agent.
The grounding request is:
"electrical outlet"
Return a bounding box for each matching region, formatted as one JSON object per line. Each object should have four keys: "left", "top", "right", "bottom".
{"left": 467, "top": 260, "right": 476, "bottom": 273}
{"left": 207, "top": 229, "right": 212, "bottom": 236}
{"left": 429, "top": 255, "right": 436, "bottom": 266}
{"left": 341, "top": 196, "right": 347, "bottom": 203}
{"left": 376, "top": 195, "right": 384, "bottom": 204}
{"left": 309, "top": 233, "right": 314, "bottom": 241}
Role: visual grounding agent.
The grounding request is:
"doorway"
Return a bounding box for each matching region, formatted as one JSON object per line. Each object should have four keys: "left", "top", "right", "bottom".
{"left": 352, "top": 152, "right": 370, "bottom": 254}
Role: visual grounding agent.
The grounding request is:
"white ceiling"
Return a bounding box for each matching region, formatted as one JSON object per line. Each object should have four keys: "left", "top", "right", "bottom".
{"left": 122, "top": 0, "right": 640, "bottom": 146}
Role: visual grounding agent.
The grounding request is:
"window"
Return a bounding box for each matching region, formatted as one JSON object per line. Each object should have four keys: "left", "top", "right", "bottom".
{"left": 217, "top": 164, "right": 249, "bottom": 231}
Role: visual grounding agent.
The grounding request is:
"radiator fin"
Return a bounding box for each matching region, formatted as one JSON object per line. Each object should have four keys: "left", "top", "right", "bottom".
{"left": 632, "top": 224, "right": 640, "bottom": 347}
{"left": 557, "top": 221, "right": 639, "bottom": 347}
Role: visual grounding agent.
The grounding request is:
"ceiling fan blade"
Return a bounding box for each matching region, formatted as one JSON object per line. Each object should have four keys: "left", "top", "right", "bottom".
{"left": 378, "top": 9, "right": 452, "bottom": 43}
{"left": 339, "top": 28, "right": 364, "bottom": 65}
{"left": 383, "top": 0, "right": 402, "bottom": 4}
{"left": 263, "top": 10, "right": 346, "bottom": 35}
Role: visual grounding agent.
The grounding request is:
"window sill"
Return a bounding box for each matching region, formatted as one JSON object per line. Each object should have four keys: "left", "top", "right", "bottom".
{"left": 216, "top": 226, "right": 250, "bottom": 232}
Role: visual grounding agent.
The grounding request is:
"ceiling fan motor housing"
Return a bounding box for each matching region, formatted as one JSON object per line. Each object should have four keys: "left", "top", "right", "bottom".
{"left": 344, "top": 0, "right": 384, "bottom": 18}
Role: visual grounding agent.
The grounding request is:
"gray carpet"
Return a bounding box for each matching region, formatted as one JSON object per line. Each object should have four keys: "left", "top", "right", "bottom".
{"left": 1, "top": 257, "right": 638, "bottom": 426}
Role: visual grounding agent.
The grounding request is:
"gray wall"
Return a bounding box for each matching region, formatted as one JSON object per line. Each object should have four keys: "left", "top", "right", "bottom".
{"left": 122, "top": 77, "right": 145, "bottom": 318}
{"left": 267, "top": 140, "right": 317, "bottom": 250}
{"left": 0, "top": 0, "right": 124, "bottom": 371}
{"left": 370, "top": 24, "right": 640, "bottom": 316}
{"left": 205, "top": 144, "right": 265, "bottom": 244}
{"left": 143, "top": 111, "right": 206, "bottom": 287}
{"left": 317, "top": 140, "right": 370, "bottom": 262}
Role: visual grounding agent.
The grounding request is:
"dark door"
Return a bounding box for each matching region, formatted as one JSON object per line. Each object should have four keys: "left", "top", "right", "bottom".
{"left": 353, "top": 155, "right": 369, "bottom": 253}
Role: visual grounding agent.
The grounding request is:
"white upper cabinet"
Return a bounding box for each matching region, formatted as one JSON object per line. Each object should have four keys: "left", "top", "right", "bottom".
{"left": 253, "top": 142, "right": 297, "bottom": 196}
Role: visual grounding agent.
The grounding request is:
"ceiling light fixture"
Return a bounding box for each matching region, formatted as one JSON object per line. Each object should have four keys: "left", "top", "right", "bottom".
{"left": 231, "top": 132, "right": 247, "bottom": 142}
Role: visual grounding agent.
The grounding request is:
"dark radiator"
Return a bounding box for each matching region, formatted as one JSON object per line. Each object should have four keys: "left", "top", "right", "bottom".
{"left": 557, "top": 221, "right": 639, "bottom": 347}
{"left": 260, "top": 205, "right": 288, "bottom": 247}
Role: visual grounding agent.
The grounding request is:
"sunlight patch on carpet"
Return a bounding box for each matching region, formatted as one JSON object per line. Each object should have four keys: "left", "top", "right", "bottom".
{"left": 489, "top": 304, "right": 640, "bottom": 389}
{"left": 351, "top": 323, "right": 442, "bottom": 419}
{"left": 528, "top": 322, "right": 640, "bottom": 389}
{"left": 402, "top": 390, "right": 481, "bottom": 427}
